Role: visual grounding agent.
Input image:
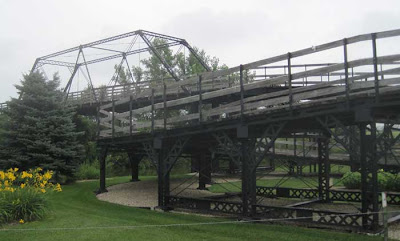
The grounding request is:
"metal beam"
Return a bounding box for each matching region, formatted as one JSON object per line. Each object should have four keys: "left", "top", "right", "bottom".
{"left": 138, "top": 31, "right": 181, "bottom": 83}
{"left": 181, "top": 40, "right": 211, "bottom": 72}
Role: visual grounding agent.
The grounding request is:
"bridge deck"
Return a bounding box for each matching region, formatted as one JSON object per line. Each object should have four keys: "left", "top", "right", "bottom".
{"left": 96, "top": 29, "right": 400, "bottom": 141}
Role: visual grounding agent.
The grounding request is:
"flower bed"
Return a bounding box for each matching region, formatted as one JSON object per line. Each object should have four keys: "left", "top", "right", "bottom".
{"left": 0, "top": 168, "right": 62, "bottom": 225}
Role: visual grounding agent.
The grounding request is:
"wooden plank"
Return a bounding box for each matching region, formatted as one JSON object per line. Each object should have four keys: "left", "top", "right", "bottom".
{"left": 206, "top": 77, "right": 400, "bottom": 119}
{"left": 101, "top": 81, "right": 400, "bottom": 136}
{"left": 112, "top": 55, "right": 400, "bottom": 119}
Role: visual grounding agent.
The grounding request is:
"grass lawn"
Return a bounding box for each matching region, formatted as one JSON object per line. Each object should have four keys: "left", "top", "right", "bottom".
{"left": 0, "top": 176, "right": 381, "bottom": 241}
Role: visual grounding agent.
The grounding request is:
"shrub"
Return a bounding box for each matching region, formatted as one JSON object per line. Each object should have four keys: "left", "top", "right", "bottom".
{"left": 75, "top": 162, "right": 99, "bottom": 180}
{"left": 341, "top": 170, "right": 400, "bottom": 191}
{"left": 0, "top": 188, "right": 47, "bottom": 223}
{"left": 342, "top": 171, "right": 361, "bottom": 189}
{"left": 0, "top": 168, "right": 62, "bottom": 225}
{"left": 106, "top": 154, "right": 130, "bottom": 177}
{"left": 383, "top": 173, "right": 400, "bottom": 191}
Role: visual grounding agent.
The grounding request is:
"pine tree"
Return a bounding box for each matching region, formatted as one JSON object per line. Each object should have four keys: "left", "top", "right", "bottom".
{"left": 0, "top": 72, "right": 83, "bottom": 181}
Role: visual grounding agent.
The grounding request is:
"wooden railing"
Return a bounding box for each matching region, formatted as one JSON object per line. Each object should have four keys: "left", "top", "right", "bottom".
{"left": 98, "top": 29, "right": 400, "bottom": 138}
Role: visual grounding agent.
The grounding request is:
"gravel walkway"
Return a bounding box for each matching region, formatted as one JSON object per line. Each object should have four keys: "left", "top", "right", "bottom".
{"left": 96, "top": 178, "right": 217, "bottom": 208}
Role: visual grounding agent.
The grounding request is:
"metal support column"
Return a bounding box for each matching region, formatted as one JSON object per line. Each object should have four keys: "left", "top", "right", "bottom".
{"left": 360, "top": 123, "right": 379, "bottom": 230}
{"left": 98, "top": 146, "right": 108, "bottom": 194}
{"left": 197, "top": 151, "right": 211, "bottom": 190}
{"left": 156, "top": 136, "right": 189, "bottom": 210}
{"left": 155, "top": 138, "right": 167, "bottom": 209}
{"left": 238, "top": 125, "right": 256, "bottom": 217}
{"left": 128, "top": 152, "right": 142, "bottom": 182}
{"left": 318, "top": 134, "right": 330, "bottom": 202}
{"left": 241, "top": 137, "right": 251, "bottom": 217}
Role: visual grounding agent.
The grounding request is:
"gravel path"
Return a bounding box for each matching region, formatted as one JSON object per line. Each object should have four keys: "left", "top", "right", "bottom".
{"left": 96, "top": 178, "right": 217, "bottom": 208}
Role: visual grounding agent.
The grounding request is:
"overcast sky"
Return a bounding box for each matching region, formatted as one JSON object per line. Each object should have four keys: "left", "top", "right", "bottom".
{"left": 0, "top": 0, "right": 399, "bottom": 102}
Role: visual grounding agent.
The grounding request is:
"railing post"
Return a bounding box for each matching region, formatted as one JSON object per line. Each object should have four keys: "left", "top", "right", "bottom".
{"left": 111, "top": 99, "right": 115, "bottom": 138}
{"left": 129, "top": 95, "right": 133, "bottom": 135}
{"left": 151, "top": 88, "right": 155, "bottom": 134}
{"left": 239, "top": 64, "right": 245, "bottom": 121}
{"left": 372, "top": 33, "right": 380, "bottom": 103}
{"left": 163, "top": 82, "right": 167, "bottom": 130}
{"left": 287, "top": 52, "right": 293, "bottom": 113}
{"left": 343, "top": 38, "right": 350, "bottom": 109}
{"left": 96, "top": 103, "right": 100, "bottom": 138}
{"left": 198, "top": 75, "right": 203, "bottom": 123}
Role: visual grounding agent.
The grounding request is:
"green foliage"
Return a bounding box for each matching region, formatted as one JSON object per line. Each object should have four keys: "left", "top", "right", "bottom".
{"left": 0, "top": 72, "right": 84, "bottom": 181}
{"left": 138, "top": 158, "right": 157, "bottom": 176}
{"left": 141, "top": 38, "right": 175, "bottom": 82}
{"left": 0, "top": 203, "right": 8, "bottom": 225}
{"left": 341, "top": 171, "right": 400, "bottom": 191}
{"left": 341, "top": 172, "right": 361, "bottom": 189}
{"left": 75, "top": 162, "right": 99, "bottom": 180}
{"left": 113, "top": 65, "right": 132, "bottom": 85}
{"left": 0, "top": 114, "right": 8, "bottom": 146}
{"left": 175, "top": 46, "right": 227, "bottom": 76}
{"left": 98, "top": 85, "right": 108, "bottom": 102}
{"left": 106, "top": 153, "right": 130, "bottom": 177}
{"left": 132, "top": 66, "right": 144, "bottom": 83}
{"left": 0, "top": 188, "right": 48, "bottom": 224}
{"left": 141, "top": 38, "right": 226, "bottom": 83}
{"left": 385, "top": 173, "right": 400, "bottom": 191}
{"left": 74, "top": 115, "right": 97, "bottom": 164}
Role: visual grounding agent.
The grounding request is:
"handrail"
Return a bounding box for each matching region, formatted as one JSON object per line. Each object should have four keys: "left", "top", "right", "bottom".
{"left": 98, "top": 28, "right": 400, "bottom": 139}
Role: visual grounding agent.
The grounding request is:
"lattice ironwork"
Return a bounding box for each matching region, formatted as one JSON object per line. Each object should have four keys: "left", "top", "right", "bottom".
{"left": 167, "top": 196, "right": 196, "bottom": 209}
{"left": 318, "top": 135, "right": 330, "bottom": 202}
{"left": 211, "top": 201, "right": 243, "bottom": 214}
{"left": 360, "top": 123, "right": 379, "bottom": 230}
{"left": 316, "top": 115, "right": 359, "bottom": 161}
{"left": 387, "top": 193, "right": 400, "bottom": 205}
{"left": 244, "top": 122, "right": 287, "bottom": 215}
{"left": 142, "top": 141, "right": 158, "bottom": 168}
{"left": 163, "top": 137, "right": 191, "bottom": 175}
{"left": 376, "top": 123, "right": 400, "bottom": 168}
{"left": 256, "top": 186, "right": 400, "bottom": 206}
{"left": 252, "top": 122, "right": 287, "bottom": 170}
{"left": 330, "top": 190, "right": 362, "bottom": 202}
{"left": 255, "top": 204, "right": 363, "bottom": 228}
{"left": 167, "top": 196, "right": 243, "bottom": 215}
{"left": 255, "top": 205, "right": 296, "bottom": 219}
{"left": 212, "top": 131, "right": 241, "bottom": 168}
{"left": 255, "top": 186, "right": 276, "bottom": 198}
{"left": 314, "top": 211, "right": 362, "bottom": 227}
{"left": 290, "top": 188, "right": 319, "bottom": 199}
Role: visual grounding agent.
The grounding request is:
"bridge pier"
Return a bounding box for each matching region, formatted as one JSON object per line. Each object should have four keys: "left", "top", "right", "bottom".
{"left": 128, "top": 151, "right": 142, "bottom": 182}
{"left": 154, "top": 136, "right": 190, "bottom": 210}
{"left": 237, "top": 125, "right": 257, "bottom": 217}
{"left": 155, "top": 139, "right": 170, "bottom": 209}
{"left": 98, "top": 146, "right": 108, "bottom": 194}
{"left": 359, "top": 122, "right": 379, "bottom": 230}
{"left": 317, "top": 133, "right": 331, "bottom": 202}
{"left": 317, "top": 114, "right": 380, "bottom": 230}
{"left": 196, "top": 151, "right": 212, "bottom": 190}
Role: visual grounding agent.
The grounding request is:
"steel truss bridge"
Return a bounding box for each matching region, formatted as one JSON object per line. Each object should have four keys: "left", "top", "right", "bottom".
{"left": 23, "top": 29, "right": 400, "bottom": 231}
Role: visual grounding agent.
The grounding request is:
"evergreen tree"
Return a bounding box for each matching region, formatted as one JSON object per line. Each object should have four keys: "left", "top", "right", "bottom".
{"left": 0, "top": 72, "right": 83, "bottom": 181}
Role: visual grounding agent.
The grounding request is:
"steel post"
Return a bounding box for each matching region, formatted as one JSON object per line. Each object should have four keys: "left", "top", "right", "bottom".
{"left": 318, "top": 134, "right": 330, "bottom": 202}
{"left": 98, "top": 147, "right": 108, "bottom": 193}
